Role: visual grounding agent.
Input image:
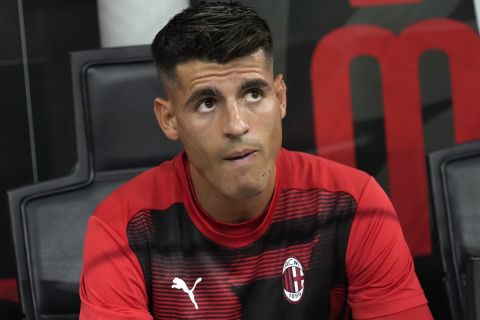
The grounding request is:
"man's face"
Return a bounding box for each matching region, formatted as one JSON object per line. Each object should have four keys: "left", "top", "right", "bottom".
{"left": 155, "top": 50, "right": 286, "bottom": 201}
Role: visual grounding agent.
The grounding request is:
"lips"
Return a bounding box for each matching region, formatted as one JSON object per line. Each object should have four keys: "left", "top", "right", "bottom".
{"left": 224, "top": 149, "right": 257, "bottom": 161}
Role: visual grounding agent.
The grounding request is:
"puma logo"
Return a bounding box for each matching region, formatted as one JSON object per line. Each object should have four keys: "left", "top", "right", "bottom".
{"left": 171, "top": 277, "right": 202, "bottom": 310}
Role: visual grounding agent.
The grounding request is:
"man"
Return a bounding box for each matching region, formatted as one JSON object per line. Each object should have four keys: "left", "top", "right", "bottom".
{"left": 79, "top": 2, "right": 432, "bottom": 319}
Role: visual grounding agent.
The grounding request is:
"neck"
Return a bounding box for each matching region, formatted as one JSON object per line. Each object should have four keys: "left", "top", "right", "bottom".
{"left": 189, "top": 165, "right": 276, "bottom": 224}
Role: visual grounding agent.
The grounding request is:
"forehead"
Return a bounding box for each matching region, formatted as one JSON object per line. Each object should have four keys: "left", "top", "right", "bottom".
{"left": 169, "top": 50, "right": 273, "bottom": 94}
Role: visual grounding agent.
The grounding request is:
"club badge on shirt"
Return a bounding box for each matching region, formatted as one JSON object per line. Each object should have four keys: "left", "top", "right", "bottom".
{"left": 282, "top": 257, "right": 305, "bottom": 303}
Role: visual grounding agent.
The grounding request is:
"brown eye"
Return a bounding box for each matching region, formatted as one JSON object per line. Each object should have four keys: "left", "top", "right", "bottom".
{"left": 245, "top": 89, "right": 263, "bottom": 103}
{"left": 197, "top": 98, "right": 217, "bottom": 113}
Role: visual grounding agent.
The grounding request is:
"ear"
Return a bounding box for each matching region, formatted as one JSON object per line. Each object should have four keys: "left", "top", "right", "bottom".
{"left": 274, "top": 74, "right": 287, "bottom": 119}
{"left": 154, "top": 97, "right": 179, "bottom": 140}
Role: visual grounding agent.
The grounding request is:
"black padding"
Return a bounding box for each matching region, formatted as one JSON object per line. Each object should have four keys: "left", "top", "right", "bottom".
{"left": 8, "top": 45, "right": 181, "bottom": 320}
{"left": 428, "top": 140, "right": 480, "bottom": 320}
{"left": 444, "top": 158, "right": 480, "bottom": 267}
{"left": 26, "top": 176, "right": 129, "bottom": 315}
{"left": 85, "top": 61, "right": 180, "bottom": 171}
{"left": 466, "top": 257, "right": 480, "bottom": 320}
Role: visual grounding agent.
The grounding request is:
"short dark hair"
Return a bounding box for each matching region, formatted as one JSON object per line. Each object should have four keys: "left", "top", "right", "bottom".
{"left": 151, "top": 1, "right": 273, "bottom": 82}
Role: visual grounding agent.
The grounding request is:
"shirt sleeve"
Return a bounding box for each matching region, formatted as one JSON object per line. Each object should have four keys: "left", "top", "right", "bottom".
{"left": 345, "top": 177, "right": 430, "bottom": 319}
{"left": 79, "top": 215, "right": 153, "bottom": 320}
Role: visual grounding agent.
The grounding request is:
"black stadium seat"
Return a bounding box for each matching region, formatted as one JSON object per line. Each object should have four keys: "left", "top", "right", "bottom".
{"left": 428, "top": 140, "right": 480, "bottom": 320}
{"left": 7, "top": 45, "right": 181, "bottom": 320}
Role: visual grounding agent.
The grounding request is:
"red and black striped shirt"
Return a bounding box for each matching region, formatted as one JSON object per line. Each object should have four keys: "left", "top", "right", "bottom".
{"left": 80, "top": 149, "right": 428, "bottom": 319}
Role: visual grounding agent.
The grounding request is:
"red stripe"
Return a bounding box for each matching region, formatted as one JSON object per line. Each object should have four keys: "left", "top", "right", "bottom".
{"left": 290, "top": 268, "right": 296, "bottom": 292}
{"left": 288, "top": 268, "right": 294, "bottom": 292}
{"left": 273, "top": 200, "right": 354, "bottom": 222}
{"left": 283, "top": 270, "right": 289, "bottom": 292}
{"left": 276, "top": 189, "right": 335, "bottom": 205}
{"left": 155, "top": 291, "right": 238, "bottom": 300}
{"left": 150, "top": 236, "right": 320, "bottom": 277}
{"left": 285, "top": 268, "right": 292, "bottom": 292}
{"left": 277, "top": 196, "right": 353, "bottom": 211}
{"left": 153, "top": 308, "right": 240, "bottom": 319}
{"left": 152, "top": 242, "right": 319, "bottom": 289}
{"left": 0, "top": 278, "right": 18, "bottom": 304}
{"left": 273, "top": 191, "right": 354, "bottom": 222}
{"left": 154, "top": 303, "right": 240, "bottom": 311}
{"left": 276, "top": 189, "right": 343, "bottom": 206}
{"left": 277, "top": 199, "right": 342, "bottom": 217}
{"left": 152, "top": 299, "right": 241, "bottom": 317}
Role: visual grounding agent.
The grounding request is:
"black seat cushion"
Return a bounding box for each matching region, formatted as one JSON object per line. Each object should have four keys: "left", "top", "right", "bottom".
{"left": 25, "top": 171, "right": 140, "bottom": 317}
{"left": 85, "top": 60, "right": 180, "bottom": 172}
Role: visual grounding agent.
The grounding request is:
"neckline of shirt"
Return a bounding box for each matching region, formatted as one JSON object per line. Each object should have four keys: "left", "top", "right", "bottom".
{"left": 178, "top": 149, "right": 285, "bottom": 248}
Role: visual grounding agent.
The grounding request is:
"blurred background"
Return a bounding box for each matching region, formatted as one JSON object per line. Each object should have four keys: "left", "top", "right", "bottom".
{"left": 1, "top": 0, "right": 480, "bottom": 318}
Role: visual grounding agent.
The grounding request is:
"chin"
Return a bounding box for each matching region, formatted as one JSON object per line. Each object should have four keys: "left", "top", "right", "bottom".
{"left": 227, "top": 181, "right": 266, "bottom": 200}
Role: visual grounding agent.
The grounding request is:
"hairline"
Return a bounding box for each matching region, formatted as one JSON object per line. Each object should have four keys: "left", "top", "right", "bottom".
{"left": 158, "top": 48, "right": 274, "bottom": 91}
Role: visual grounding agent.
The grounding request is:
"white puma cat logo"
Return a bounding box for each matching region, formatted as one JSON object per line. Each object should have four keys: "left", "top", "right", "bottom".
{"left": 171, "top": 277, "right": 202, "bottom": 310}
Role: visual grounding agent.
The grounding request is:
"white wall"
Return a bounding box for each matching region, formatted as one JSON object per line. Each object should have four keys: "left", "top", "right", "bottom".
{"left": 97, "top": 0, "right": 189, "bottom": 47}
{"left": 475, "top": 0, "right": 480, "bottom": 32}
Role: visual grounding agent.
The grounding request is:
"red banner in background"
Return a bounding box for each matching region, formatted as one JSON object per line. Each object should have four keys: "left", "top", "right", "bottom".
{"left": 0, "top": 279, "right": 18, "bottom": 304}
{"left": 311, "top": 18, "right": 480, "bottom": 256}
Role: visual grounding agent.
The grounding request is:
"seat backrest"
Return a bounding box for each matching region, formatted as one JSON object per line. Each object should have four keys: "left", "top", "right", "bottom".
{"left": 428, "top": 140, "right": 480, "bottom": 320}
{"left": 8, "top": 45, "right": 181, "bottom": 320}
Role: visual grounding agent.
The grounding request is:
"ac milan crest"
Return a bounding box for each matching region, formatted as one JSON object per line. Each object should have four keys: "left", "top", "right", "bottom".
{"left": 282, "top": 257, "right": 305, "bottom": 303}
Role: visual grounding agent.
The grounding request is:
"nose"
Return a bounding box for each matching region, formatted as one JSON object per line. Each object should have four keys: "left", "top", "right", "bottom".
{"left": 223, "top": 100, "right": 249, "bottom": 139}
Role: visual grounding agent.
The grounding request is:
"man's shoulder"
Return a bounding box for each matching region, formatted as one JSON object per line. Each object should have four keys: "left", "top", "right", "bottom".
{"left": 281, "top": 149, "right": 371, "bottom": 200}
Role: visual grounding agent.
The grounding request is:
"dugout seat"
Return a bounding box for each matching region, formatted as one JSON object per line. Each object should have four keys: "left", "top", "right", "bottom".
{"left": 428, "top": 140, "right": 480, "bottom": 320}
{"left": 7, "top": 45, "right": 181, "bottom": 320}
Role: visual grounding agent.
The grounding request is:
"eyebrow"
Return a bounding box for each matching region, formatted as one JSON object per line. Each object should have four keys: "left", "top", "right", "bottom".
{"left": 185, "top": 87, "right": 219, "bottom": 106}
{"left": 240, "top": 78, "right": 270, "bottom": 92}
{"left": 185, "top": 78, "right": 270, "bottom": 106}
